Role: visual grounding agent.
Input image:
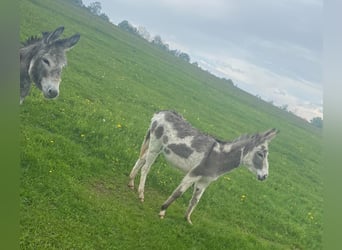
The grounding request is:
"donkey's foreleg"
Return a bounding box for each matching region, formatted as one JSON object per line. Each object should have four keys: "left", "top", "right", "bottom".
{"left": 20, "top": 79, "right": 31, "bottom": 104}
{"left": 184, "top": 181, "right": 209, "bottom": 224}
{"left": 159, "top": 175, "right": 199, "bottom": 219}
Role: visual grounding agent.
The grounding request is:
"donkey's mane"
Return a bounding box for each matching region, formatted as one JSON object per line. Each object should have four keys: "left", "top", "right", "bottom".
{"left": 22, "top": 35, "right": 42, "bottom": 47}
{"left": 232, "top": 133, "right": 254, "bottom": 143}
{"left": 21, "top": 31, "right": 50, "bottom": 47}
{"left": 229, "top": 132, "right": 268, "bottom": 154}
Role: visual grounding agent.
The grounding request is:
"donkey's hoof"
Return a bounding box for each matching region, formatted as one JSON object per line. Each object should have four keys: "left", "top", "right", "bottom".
{"left": 138, "top": 192, "right": 144, "bottom": 202}
{"left": 127, "top": 184, "right": 134, "bottom": 190}
{"left": 185, "top": 216, "right": 193, "bottom": 225}
{"left": 159, "top": 210, "right": 166, "bottom": 219}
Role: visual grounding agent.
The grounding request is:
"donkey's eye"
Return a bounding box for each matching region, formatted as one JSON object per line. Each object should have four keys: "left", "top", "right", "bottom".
{"left": 42, "top": 58, "right": 50, "bottom": 66}
{"left": 257, "top": 152, "right": 264, "bottom": 158}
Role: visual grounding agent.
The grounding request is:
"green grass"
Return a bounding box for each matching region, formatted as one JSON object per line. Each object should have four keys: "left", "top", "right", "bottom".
{"left": 20, "top": 0, "right": 322, "bottom": 249}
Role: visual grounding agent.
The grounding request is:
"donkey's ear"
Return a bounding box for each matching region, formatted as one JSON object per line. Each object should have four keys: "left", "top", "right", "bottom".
{"left": 45, "top": 26, "right": 64, "bottom": 44}
{"left": 263, "top": 128, "right": 279, "bottom": 142}
{"left": 59, "top": 34, "right": 81, "bottom": 50}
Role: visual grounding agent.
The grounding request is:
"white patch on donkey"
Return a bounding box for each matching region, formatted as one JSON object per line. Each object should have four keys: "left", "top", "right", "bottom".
{"left": 128, "top": 110, "right": 279, "bottom": 224}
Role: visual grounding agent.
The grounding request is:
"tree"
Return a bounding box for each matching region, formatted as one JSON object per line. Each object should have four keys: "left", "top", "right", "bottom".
{"left": 192, "top": 62, "right": 199, "bottom": 67}
{"left": 70, "top": 0, "right": 83, "bottom": 6}
{"left": 118, "top": 20, "right": 138, "bottom": 35}
{"left": 88, "top": 1, "right": 102, "bottom": 16}
{"left": 137, "top": 26, "right": 151, "bottom": 41}
{"left": 170, "top": 49, "right": 181, "bottom": 57}
{"left": 152, "top": 35, "right": 163, "bottom": 46}
{"left": 99, "top": 13, "right": 109, "bottom": 22}
{"left": 178, "top": 52, "right": 190, "bottom": 62}
{"left": 152, "top": 35, "right": 169, "bottom": 51}
{"left": 310, "top": 117, "right": 323, "bottom": 128}
{"left": 280, "top": 104, "right": 288, "bottom": 111}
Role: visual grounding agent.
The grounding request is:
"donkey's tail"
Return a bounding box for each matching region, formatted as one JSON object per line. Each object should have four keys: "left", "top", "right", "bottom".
{"left": 139, "top": 129, "right": 151, "bottom": 158}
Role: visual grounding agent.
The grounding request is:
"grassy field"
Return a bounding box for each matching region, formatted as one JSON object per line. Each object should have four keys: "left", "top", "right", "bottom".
{"left": 20, "top": 0, "right": 322, "bottom": 249}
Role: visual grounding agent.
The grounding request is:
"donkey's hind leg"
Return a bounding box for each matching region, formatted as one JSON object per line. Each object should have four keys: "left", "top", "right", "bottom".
{"left": 128, "top": 130, "right": 151, "bottom": 189}
{"left": 128, "top": 157, "right": 146, "bottom": 190}
{"left": 137, "top": 149, "right": 160, "bottom": 202}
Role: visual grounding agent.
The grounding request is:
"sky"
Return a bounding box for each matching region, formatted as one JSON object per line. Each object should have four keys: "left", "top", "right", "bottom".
{"left": 82, "top": 0, "right": 323, "bottom": 121}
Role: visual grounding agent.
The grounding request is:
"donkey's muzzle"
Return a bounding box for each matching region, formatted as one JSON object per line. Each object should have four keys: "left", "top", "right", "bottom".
{"left": 257, "top": 174, "right": 267, "bottom": 181}
{"left": 46, "top": 88, "right": 59, "bottom": 99}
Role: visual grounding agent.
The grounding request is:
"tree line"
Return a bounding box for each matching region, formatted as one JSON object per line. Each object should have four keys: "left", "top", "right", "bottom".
{"left": 117, "top": 20, "right": 191, "bottom": 63}
{"left": 70, "top": 0, "right": 110, "bottom": 22}
{"left": 70, "top": 1, "right": 191, "bottom": 62}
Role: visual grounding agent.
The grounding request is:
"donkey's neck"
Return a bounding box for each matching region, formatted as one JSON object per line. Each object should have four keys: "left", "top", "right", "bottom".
{"left": 20, "top": 43, "right": 44, "bottom": 80}
{"left": 213, "top": 141, "right": 245, "bottom": 177}
{"left": 21, "top": 45, "right": 35, "bottom": 64}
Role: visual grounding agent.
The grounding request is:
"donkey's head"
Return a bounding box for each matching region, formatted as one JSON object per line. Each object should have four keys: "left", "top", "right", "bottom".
{"left": 28, "top": 26, "right": 80, "bottom": 99}
{"left": 242, "top": 128, "right": 279, "bottom": 181}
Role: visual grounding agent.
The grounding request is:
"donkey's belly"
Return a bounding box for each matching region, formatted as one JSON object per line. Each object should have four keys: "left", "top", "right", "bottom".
{"left": 163, "top": 150, "right": 204, "bottom": 173}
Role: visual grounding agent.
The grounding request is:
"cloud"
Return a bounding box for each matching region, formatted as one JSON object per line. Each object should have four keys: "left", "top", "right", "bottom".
{"left": 193, "top": 54, "right": 322, "bottom": 120}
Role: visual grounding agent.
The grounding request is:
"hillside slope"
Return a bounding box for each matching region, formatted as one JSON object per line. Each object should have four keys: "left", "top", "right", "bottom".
{"left": 20, "top": 0, "right": 322, "bottom": 249}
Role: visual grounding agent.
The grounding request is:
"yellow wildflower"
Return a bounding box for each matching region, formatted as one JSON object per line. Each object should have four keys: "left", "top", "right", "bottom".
{"left": 241, "top": 194, "right": 247, "bottom": 201}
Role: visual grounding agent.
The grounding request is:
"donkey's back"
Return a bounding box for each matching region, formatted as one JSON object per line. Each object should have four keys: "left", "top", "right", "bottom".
{"left": 148, "top": 111, "right": 216, "bottom": 172}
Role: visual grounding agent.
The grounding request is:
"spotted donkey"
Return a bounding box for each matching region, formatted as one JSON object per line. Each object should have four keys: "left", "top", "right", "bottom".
{"left": 128, "top": 110, "right": 279, "bottom": 224}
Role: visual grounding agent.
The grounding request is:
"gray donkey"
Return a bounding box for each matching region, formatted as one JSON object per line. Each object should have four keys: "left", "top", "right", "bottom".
{"left": 20, "top": 26, "right": 80, "bottom": 104}
{"left": 128, "top": 110, "right": 279, "bottom": 224}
